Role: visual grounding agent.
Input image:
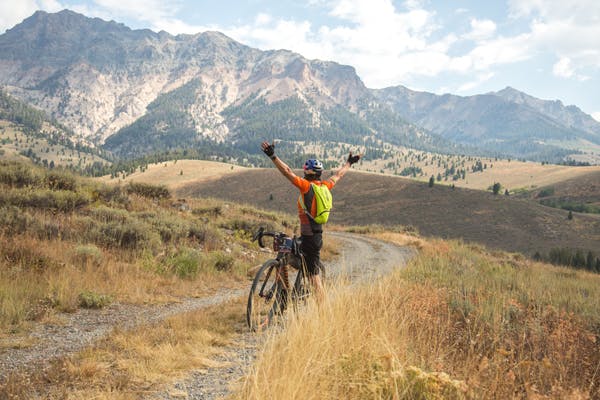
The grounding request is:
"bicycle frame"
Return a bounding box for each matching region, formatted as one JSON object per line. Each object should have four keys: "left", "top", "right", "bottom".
{"left": 251, "top": 228, "right": 310, "bottom": 315}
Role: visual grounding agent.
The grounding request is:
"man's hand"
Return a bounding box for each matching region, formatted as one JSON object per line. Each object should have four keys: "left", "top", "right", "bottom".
{"left": 261, "top": 141, "right": 275, "bottom": 158}
{"left": 347, "top": 152, "right": 361, "bottom": 165}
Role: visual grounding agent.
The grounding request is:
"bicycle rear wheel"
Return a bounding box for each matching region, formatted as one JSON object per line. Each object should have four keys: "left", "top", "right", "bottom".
{"left": 247, "top": 259, "right": 286, "bottom": 331}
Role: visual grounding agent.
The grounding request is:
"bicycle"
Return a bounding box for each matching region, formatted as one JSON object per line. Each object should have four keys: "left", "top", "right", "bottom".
{"left": 246, "top": 227, "right": 325, "bottom": 331}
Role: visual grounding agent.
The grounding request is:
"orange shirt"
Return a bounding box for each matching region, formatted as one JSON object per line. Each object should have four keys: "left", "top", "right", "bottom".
{"left": 292, "top": 176, "right": 336, "bottom": 235}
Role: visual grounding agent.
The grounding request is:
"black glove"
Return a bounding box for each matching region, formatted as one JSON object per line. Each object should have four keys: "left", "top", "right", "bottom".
{"left": 262, "top": 141, "right": 275, "bottom": 158}
{"left": 347, "top": 152, "right": 360, "bottom": 165}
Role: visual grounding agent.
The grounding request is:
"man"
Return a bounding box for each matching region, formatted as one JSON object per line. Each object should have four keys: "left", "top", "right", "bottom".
{"left": 261, "top": 141, "right": 361, "bottom": 300}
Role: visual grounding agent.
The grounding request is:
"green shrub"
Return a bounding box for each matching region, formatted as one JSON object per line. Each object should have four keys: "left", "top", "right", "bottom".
{"left": 34, "top": 220, "right": 61, "bottom": 240}
{"left": 211, "top": 251, "right": 235, "bottom": 271}
{"left": 71, "top": 245, "right": 103, "bottom": 267}
{"left": 0, "top": 188, "right": 90, "bottom": 212}
{"left": 92, "top": 220, "right": 158, "bottom": 250}
{"left": 0, "top": 206, "right": 32, "bottom": 234}
{"left": 88, "top": 184, "right": 129, "bottom": 205}
{"left": 89, "top": 205, "right": 129, "bottom": 223}
{"left": 126, "top": 182, "right": 171, "bottom": 200}
{"left": 224, "top": 218, "right": 274, "bottom": 239}
{"left": 78, "top": 290, "right": 112, "bottom": 309}
{"left": 192, "top": 205, "right": 223, "bottom": 217}
{"left": 537, "top": 186, "right": 555, "bottom": 198}
{"left": 44, "top": 170, "right": 77, "bottom": 191}
{"left": 166, "top": 248, "right": 203, "bottom": 279}
{"left": 0, "top": 161, "right": 42, "bottom": 188}
{"left": 136, "top": 212, "right": 190, "bottom": 243}
{"left": 189, "top": 224, "right": 223, "bottom": 249}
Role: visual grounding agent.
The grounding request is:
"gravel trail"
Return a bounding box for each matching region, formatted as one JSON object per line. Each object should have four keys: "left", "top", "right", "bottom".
{"left": 0, "top": 290, "right": 244, "bottom": 382}
{"left": 152, "top": 231, "right": 415, "bottom": 400}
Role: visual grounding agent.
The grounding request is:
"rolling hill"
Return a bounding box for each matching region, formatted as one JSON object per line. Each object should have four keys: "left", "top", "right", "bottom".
{"left": 173, "top": 166, "right": 600, "bottom": 257}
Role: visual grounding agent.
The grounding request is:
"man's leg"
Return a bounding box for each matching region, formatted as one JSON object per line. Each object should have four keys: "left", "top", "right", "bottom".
{"left": 301, "top": 233, "right": 325, "bottom": 302}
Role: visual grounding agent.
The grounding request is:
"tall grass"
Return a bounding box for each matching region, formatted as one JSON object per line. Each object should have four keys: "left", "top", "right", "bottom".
{"left": 238, "top": 240, "right": 600, "bottom": 399}
{"left": 0, "top": 161, "right": 297, "bottom": 333}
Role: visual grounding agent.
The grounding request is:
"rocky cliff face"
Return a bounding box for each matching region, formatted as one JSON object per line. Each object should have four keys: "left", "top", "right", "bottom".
{"left": 0, "top": 10, "right": 371, "bottom": 145}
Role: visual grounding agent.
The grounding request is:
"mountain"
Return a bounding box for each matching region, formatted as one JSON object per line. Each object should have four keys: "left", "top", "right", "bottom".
{"left": 372, "top": 85, "right": 600, "bottom": 162}
{"left": 2, "top": 10, "right": 447, "bottom": 161}
{"left": 0, "top": 10, "right": 598, "bottom": 164}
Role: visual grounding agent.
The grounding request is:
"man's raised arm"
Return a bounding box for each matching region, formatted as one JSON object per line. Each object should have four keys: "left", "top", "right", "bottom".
{"left": 261, "top": 141, "right": 297, "bottom": 183}
{"left": 331, "top": 153, "right": 361, "bottom": 183}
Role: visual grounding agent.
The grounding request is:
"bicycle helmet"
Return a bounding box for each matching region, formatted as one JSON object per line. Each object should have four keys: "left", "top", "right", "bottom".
{"left": 303, "top": 159, "right": 323, "bottom": 174}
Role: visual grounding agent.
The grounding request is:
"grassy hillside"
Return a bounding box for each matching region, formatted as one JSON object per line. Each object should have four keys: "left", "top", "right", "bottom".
{"left": 97, "top": 159, "right": 248, "bottom": 190}
{"left": 0, "top": 120, "right": 108, "bottom": 169}
{"left": 0, "top": 89, "right": 108, "bottom": 171}
{"left": 522, "top": 170, "right": 600, "bottom": 214}
{"left": 179, "top": 167, "right": 600, "bottom": 258}
{"left": 0, "top": 160, "right": 295, "bottom": 333}
{"left": 237, "top": 237, "right": 600, "bottom": 399}
{"left": 269, "top": 141, "right": 600, "bottom": 191}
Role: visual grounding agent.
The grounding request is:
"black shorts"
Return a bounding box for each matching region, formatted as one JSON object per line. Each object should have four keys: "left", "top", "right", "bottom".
{"left": 300, "top": 232, "right": 323, "bottom": 276}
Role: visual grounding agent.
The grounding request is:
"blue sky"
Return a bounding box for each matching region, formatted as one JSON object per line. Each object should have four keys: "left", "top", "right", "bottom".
{"left": 2, "top": 0, "right": 600, "bottom": 121}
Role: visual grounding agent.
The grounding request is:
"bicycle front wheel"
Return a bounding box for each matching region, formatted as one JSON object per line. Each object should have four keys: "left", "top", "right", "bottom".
{"left": 247, "top": 259, "right": 285, "bottom": 331}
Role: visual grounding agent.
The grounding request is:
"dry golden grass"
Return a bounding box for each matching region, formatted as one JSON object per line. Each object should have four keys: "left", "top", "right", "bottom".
{"left": 0, "top": 297, "right": 246, "bottom": 399}
{"left": 98, "top": 159, "right": 249, "bottom": 190}
{"left": 447, "top": 160, "right": 600, "bottom": 192}
{"left": 100, "top": 156, "right": 600, "bottom": 197}
{"left": 236, "top": 239, "right": 600, "bottom": 399}
{"left": 0, "top": 162, "right": 296, "bottom": 334}
{"left": 0, "top": 230, "right": 245, "bottom": 331}
{"left": 301, "top": 141, "right": 600, "bottom": 192}
{"left": 361, "top": 154, "right": 600, "bottom": 192}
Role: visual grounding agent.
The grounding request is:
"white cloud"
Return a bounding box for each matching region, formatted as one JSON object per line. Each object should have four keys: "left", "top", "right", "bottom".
{"left": 553, "top": 57, "right": 574, "bottom": 78}
{"left": 465, "top": 18, "right": 496, "bottom": 40}
{"left": 91, "top": 0, "right": 181, "bottom": 23}
{"left": 457, "top": 72, "right": 494, "bottom": 92}
{"left": 0, "top": 0, "right": 64, "bottom": 33}
{"left": 508, "top": 0, "right": 600, "bottom": 81}
{"left": 467, "top": 33, "right": 533, "bottom": 71}
{"left": 592, "top": 112, "right": 600, "bottom": 122}
{"left": 220, "top": 0, "right": 457, "bottom": 87}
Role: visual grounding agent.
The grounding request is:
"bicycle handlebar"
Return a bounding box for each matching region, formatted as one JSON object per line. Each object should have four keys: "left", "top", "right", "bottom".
{"left": 252, "top": 227, "right": 284, "bottom": 248}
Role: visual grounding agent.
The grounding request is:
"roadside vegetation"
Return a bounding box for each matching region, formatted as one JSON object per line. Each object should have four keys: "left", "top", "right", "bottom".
{"left": 2, "top": 159, "right": 599, "bottom": 399}
{"left": 0, "top": 160, "right": 295, "bottom": 335}
{"left": 1, "top": 297, "right": 246, "bottom": 399}
{"left": 238, "top": 236, "right": 600, "bottom": 399}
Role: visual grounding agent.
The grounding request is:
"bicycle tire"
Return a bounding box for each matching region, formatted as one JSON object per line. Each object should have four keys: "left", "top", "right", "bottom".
{"left": 247, "top": 259, "right": 286, "bottom": 331}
